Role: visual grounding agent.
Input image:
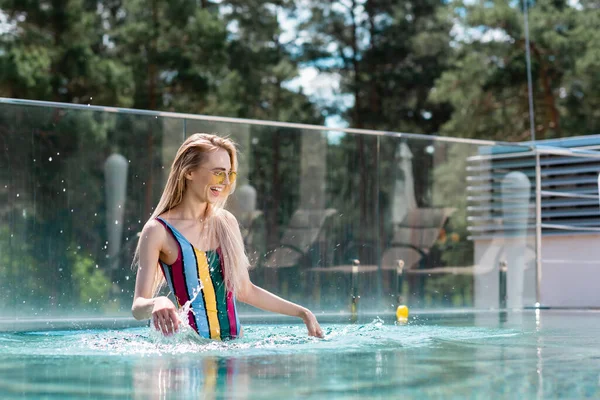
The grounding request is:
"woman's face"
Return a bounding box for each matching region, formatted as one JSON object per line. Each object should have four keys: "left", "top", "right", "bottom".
{"left": 186, "top": 148, "right": 234, "bottom": 203}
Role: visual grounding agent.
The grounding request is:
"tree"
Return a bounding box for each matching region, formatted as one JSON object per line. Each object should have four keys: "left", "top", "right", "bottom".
{"left": 0, "top": 0, "right": 133, "bottom": 105}
{"left": 430, "top": 0, "right": 600, "bottom": 141}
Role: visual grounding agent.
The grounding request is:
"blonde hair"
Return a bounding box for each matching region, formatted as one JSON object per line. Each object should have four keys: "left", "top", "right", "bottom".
{"left": 133, "top": 133, "right": 250, "bottom": 295}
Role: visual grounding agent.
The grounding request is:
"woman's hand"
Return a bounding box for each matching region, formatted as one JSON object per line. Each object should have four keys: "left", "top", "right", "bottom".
{"left": 152, "top": 296, "right": 180, "bottom": 336}
{"left": 301, "top": 309, "right": 324, "bottom": 338}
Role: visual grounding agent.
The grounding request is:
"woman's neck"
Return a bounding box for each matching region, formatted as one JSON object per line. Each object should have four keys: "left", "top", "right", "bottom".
{"left": 169, "top": 193, "right": 209, "bottom": 221}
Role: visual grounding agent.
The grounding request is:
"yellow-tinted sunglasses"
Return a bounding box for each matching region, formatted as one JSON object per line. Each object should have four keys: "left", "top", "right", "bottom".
{"left": 210, "top": 170, "right": 237, "bottom": 185}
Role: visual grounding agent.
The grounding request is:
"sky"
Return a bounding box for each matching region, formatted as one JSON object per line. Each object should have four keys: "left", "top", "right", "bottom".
{"left": 0, "top": 10, "right": 10, "bottom": 35}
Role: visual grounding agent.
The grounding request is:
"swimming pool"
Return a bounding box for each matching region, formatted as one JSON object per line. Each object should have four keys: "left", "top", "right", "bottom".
{"left": 0, "top": 310, "right": 598, "bottom": 399}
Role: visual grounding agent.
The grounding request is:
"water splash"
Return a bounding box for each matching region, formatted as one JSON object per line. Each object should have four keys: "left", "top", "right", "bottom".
{"left": 0, "top": 318, "right": 524, "bottom": 359}
{"left": 172, "top": 283, "right": 204, "bottom": 333}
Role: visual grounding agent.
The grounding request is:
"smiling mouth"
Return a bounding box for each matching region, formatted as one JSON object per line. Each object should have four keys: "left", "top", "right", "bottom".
{"left": 209, "top": 186, "right": 223, "bottom": 196}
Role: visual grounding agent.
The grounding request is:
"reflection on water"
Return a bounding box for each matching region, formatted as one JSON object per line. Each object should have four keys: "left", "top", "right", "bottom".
{"left": 131, "top": 353, "right": 320, "bottom": 399}
{"left": 0, "top": 311, "right": 599, "bottom": 399}
{"left": 132, "top": 357, "right": 248, "bottom": 400}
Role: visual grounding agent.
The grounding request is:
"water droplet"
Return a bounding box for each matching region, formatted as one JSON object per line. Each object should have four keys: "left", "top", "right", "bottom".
{"left": 59, "top": 268, "right": 63, "bottom": 272}
{"left": 95, "top": 264, "right": 99, "bottom": 268}
{"left": 23, "top": 301, "right": 26, "bottom": 304}
{"left": 94, "top": 213, "right": 97, "bottom": 217}
{"left": 56, "top": 152, "right": 60, "bottom": 156}
{"left": 63, "top": 188, "right": 66, "bottom": 192}
{"left": 114, "top": 220, "right": 119, "bottom": 225}
{"left": 48, "top": 157, "right": 53, "bottom": 162}
{"left": 60, "top": 230, "right": 63, "bottom": 234}
{"left": 88, "top": 298, "right": 92, "bottom": 302}
{"left": 16, "top": 193, "right": 19, "bottom": 197}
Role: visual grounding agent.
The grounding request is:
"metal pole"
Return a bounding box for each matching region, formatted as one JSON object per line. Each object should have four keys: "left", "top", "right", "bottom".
{"left": 499, "top": 260, "right": 507, "bottom": 309}
{"left": 525, "top": 0, "right": 541, "bottom": 306}
{"left": 523, "top": 0, "right": 536, "bottom": 143}
{"left": 534, "top": 151, "right": 542, "bottom": 306}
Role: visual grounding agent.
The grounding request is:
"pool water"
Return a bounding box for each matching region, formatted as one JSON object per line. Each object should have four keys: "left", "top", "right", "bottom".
{"left": 0, "top": 311, "right": 599, "bottom": 399}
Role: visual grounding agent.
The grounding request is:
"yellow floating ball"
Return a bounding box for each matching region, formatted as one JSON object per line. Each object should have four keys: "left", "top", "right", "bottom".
{"left": 396, "top": 305, "right": 409, "bottom": 322}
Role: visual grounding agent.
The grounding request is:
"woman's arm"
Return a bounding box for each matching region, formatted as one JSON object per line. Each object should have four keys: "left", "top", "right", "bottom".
{"left": 237, "top": 280, "right": 324, "bottom": 338}
{"left": 132, "top": 220, "right": 179, "bottom": 336}
{"left": 224, "top": 209, "right": 324, "bottom": 338}
{"left": 237, "top": 283, "right": 307, "bottom": 318}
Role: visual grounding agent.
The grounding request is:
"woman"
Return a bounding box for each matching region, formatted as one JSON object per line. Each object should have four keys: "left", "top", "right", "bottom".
{"left": 132, "top": 133, "right": 323, "bottom": 340}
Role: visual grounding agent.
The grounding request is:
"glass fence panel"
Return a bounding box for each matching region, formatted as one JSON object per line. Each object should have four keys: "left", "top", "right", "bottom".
{"left": 0, "top": 102, "right": 184, "bottom": 321}
{"left": 1, "top": 100, "right": 537, "bottom": 326}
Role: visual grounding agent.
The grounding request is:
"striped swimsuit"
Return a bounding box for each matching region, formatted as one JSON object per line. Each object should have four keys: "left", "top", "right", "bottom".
{"left": 156, "top": 217, "right": 241, "bottom": 340}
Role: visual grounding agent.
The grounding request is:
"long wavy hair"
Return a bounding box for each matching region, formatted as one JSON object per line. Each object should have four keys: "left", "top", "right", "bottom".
{"left": 133, "top": 133, "right": 250, "bottom": 295}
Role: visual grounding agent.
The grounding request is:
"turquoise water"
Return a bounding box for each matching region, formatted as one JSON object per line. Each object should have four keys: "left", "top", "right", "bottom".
{"left": 0, "top": 311, "right": 599, "bottom": 399}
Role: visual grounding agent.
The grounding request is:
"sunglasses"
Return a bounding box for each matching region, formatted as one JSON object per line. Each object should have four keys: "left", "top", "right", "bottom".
{"left": 208, "top": 169, "right": 237, "bottom": 185}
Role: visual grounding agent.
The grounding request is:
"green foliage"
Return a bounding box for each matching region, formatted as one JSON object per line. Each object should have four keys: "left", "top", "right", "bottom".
{"left": 0, "top": 0, "right": 134, "bottom": 105}
{"left": 431, "top": 0, "right": 600, "bottom": 140}
{"left": 69, "top": 249, "right": 111, "bottom": 310}
{"left": 0, "top": 222, "right": 38, "bottom": 311}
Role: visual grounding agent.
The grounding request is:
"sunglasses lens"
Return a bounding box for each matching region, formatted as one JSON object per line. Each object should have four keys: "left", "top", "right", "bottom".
{"left": 212, "top": 171, "right": 236, "bottom": 185}
{"left": 211, "top": 172, "right": 223, "bottom": 185}
{"left": 210, "top": 170, "right": 237, "bottom": 185}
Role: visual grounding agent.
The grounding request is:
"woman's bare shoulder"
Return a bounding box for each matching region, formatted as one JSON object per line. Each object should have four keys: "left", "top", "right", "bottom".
{"left": 140, "top": 218, "right": 168, "bottom": 245}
